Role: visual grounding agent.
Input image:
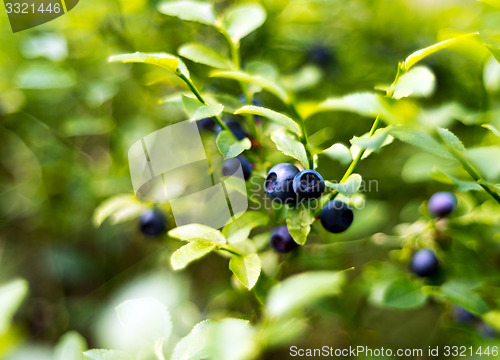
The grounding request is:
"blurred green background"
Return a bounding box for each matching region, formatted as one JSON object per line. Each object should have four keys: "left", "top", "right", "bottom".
{"left": 1, "top": 0, "right": 500, "bottom": 359}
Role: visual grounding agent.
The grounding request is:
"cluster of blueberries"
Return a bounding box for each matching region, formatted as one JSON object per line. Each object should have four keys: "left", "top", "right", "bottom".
{"left": 265, "top": 163, "right": 354, "bottom": 253}
{"left": 410, "top": 191, "right": 456, "bottom": 277}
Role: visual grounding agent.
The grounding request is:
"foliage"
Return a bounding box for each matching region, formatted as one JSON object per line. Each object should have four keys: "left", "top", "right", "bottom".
{"left": 1, "top": 0, "right": 500, "bottom": 359}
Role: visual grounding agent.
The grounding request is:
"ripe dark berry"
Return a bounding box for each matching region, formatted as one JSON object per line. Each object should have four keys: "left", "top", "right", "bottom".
{"left": 139, "top": 209, "right": 167, "bottom": 237}
{"left": 215, "top": 120, "right": 247, "bottom": 140}
{"left": 428, "top": 192, "right": 456, "bottom": 217}
{"left": 320, "top": 200, "right": 353, "bottom": 233}
{"left": 293, "top": 169, "right": 325, "bottom": 199}
{"left": 265, "top": 163, "right": 300, "bottom": 204}
{"left": 477, "top": 323, "right": 498, "bottom": 339}
{"left": 308, "top": 46, "right": 333, "bottom": 67}
{"left": 222, "top": 156, "right": 252, "bottom": 180}
{"left": 452, "top": 306, "right": 477, "bottom": 324}
{"left": 410, "top": 249, "right": 439, "bottom": 278}
{"left": 196, "top": 117, "right": 215, "bottom": 131}
{"left": 270, "top": 225, "right": 298, "bottom": 253}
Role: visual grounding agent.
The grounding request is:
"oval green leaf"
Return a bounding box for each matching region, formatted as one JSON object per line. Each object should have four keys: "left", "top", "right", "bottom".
{"left": 229, "top": 253, "right": 261, "bottom": 290}
{"left": 171, "top": 240, "right": 216, "bottom": 270}
{"left": 179, "top": 43, "right": 232, "bottom": 69}
{"left": 216, "top": 130, "right": 251, "bottom": 159}
{"left": 157, "top": 0, "right": 216, "bottom": 25}
{"left": 270, "top": 130, "right": 309, "bottom": 169}
{"left": 235, "top": 105, "right": 301, "bottom": 136}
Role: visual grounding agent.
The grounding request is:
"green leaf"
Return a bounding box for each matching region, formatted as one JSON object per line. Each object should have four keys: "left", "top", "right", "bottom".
{"left": 178, "top": 43, "right": 232, "bottom": 69}
{"left": 281, "top": 65, "right": 322, "bottom": 92}
{"left": 286, "top": 207, "right": 316, "bottom": 245}
{"left": 440, "top": 281, "right": 489, "bottom": 315}
{"left": 483, "top": 311, "right": 500, "bottom": 332}
{"left": 378, "top": 277, "right": 428, "bottom": 309}
{"left": 325, "top": 174, "right": 362, "bottom": 197}
{"left": 109, "top": 52, "right": 189, "bottom": 78}
{"left": 171, "top": 240, "right": 216, "bottom": 270}
{"left": 431, "top": 168, "right": 483, "bottom": 192}
{"left": 115, "top": 298, "right": 172, "bottom": 352}
{"left": 235, "top": 105, "right": 301, "bottom": 136}
{"left": 168, "top": 224, "right": 226, "bottom": 244}
{"left": 206, "top": 319, "right": 255, "bottom": 360}
{"left": 182, "top": 94, "right": 203, "bottom": 115}
{"left": 211, "top": 70, "right": 290, "bottom": 103}
{"left": 482, "top": 124, "right": 500, "bottom": 138}
{"left": 223, "top": 3, "right": 266, "bottom": 42}
{"left": 216, "top": 130, "right": 252, "bottom": 159}
{"left": 303, "top": 92, "right": 381, "bottom": 119}
{"left": 482, "top": 39, "right": 500, "bottom": 64}
{"left": 0, "top": 279, "right": 28, "bottom": 335}
{"left": 189, "top": 104, "right": 224, "bottom": 122}
{"left": 322, "top": 143, "right": 352, "bottom": 165}
{"left": 157, "top": 0, "right": 216, "bottom": 25}
{"left": 54, "top": 332, "right": 88, "bottom": 360}
{"left": 229, "top": 254, "right": 261, "bottom": 289}
{"left": 222, "top": 211, "right": 269, "bottom": 244}
{"left": 437, "top": 127, "right": 466, "bottom": 152}
{"left": 350, "top": 127, "right": 394, "bottom": 159}
{"left": 404, "top": 33, "right": 479, "bottom": 71}
{"left": 270, "top": 130, "right": 309, "bottom": 169}
{"left": 390, "top": 127, "right": 454, "bottom": 160}
{"left": 266, "top": 271, "right": 346, "bottom": 317}
{"left": 173, "top": 320, "right": 256, "bottom": 360}
{"left": 172, "top": 320, "right": 213, "bottom": 360}
{"left": 83, "top": 350, "right": 133, "bottom": 360}
{"left": 466, "top": 146, "right": 500, "bottom": 181}
{"left": 483, "top": 56, "right": 500, "bottom": 92}
{"left": 92, "top": 194, "right": 143, "bottom": 227}
{"left": 390, "top": 66, "right": 436, "bottom": 99}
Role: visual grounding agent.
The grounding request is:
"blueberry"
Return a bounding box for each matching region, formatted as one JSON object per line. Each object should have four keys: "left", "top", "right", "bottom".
{"left": 223, "top": 156, "right": 252, "bottom": 180}
{"left": 139, "top": 209, "right": 167, "bottom": 236}
{"left": 410, "top": 249, "right": 439, "bottom": 278}
{"left": 308, "top": 46, "right": 333, "bottom": 67}
{"left": 215, "top": 120, "right": 247, "bottom": 140}
{"left": 265, "top": 163, "right": 300, "bottom": 204}
{"left": 270, "top": 225, "right": 298, "bottom": 253}
{"left": 428, "top": 192, "right": 456, "bottom": 217}
{"left": 293, "top": 169, "right": 325, "bottom": 200}
{"left": 196, "top": 117, "right": 215, "bottom": 131}
{"left": 453, "top": 306, "right": 477, "bottom": 324}
{"left": 320, "top": 200, "right": 353, "bottom": 233}
{"left": 477, "top": 323, "right": 498, "bottom": 339}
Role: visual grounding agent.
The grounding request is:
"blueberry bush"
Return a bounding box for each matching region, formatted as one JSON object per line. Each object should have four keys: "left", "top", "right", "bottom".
{"left": 1, "top": 0, "right": 500, "bottom": 359}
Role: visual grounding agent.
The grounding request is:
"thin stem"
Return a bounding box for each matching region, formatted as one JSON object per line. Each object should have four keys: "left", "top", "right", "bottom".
{"left": 219, "top": 28, "right": 259, "bottom": 140}
{"left": 218, "top": 28, "right": 241, "bottom": 70}
{"left": 341, "top": 115, "right": 381, "bottom": 182}
{"left": 446, "top": 146, "right": 500, "bottom": 204}
{"left": 289, "top": 102, "right": 314, "bottom": 169}
{"left": 177, "top": 71, "right": 230, "bottom": 133}
{"left": 321, "top": 115, "right": 382, "bottom": 207}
